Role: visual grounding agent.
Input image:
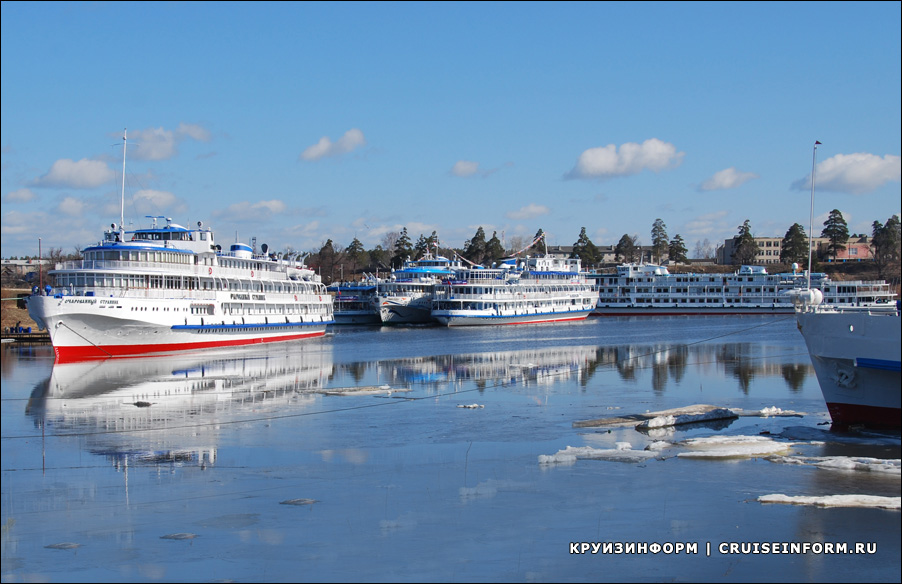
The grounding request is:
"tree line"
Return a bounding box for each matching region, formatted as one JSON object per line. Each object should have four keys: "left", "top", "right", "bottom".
{"left": 6, "top": 211, "right": 900, "bottom": 286}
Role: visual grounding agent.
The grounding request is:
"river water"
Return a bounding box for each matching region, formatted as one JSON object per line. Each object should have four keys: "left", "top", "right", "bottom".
{"left": 1, "top": 316, "right": 899, "bottom": 582}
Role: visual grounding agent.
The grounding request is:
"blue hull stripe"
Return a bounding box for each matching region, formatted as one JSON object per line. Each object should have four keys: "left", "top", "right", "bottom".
{"left": 855, "top": 358, "right": 902, "bottom": 372}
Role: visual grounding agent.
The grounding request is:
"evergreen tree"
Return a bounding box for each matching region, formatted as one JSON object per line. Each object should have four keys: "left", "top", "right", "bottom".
{"left": 315, "top": 239, "right": 340, "bottom": 284}
{"left": 821, "top": 209, "right": 849, "bottom": 262}
{"left": 779, "top": 223, "right": 808, "bottom": 266}
{"left": 651, "top": 218, "right": 669, "bottom": 264}
{"left": 344, "top": 237, "right": 367, "bottom": 279}
{"left": 872, "top": 215, "right": 901, "bottom": 280}
{"left": 391, "top": 227, "right": 413, "bottom": 269}
{"left": 614, "top": 233, "right": 637, "bottom": 263}
{"left": 527, "top": 228, "right": 545, "bottom": 255}
{"left": 485, "top": 231, "right": 506, "bottom": 264}
{"left": 571, "top": 227, "right": 600, "bottom": 269}
{"left": 732, "top": 220, "right": 758, "bottom": 266}
{"left": 464, "top": 226, "right": 488, "bottom": 265}
{"left": 667, "top": 234, "right": 688, "bottom": 264}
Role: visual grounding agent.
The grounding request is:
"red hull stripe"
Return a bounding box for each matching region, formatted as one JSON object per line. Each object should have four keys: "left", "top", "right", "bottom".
{"left": 53, "top": 331, "right": 326, "bottom": 363}
{"left": 826, "top": 402, "right": 902, "bottom": 429}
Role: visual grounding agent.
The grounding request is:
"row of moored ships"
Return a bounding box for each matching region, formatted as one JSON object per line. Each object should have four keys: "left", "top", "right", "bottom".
{"left": 335, "top": 258, "right": 896, "bottom": 323}
{"left": 27, "top": 218, "right": 896, "bottom": 362}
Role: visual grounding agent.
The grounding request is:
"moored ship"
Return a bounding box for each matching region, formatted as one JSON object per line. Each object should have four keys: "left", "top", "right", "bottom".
{"left": 793, "top": 291, "right": 901, "bottom": 429}
{"left": 431, "top": 255, "right": 597, "bottom": 326}
{"left": 27, "top": 218, "right": 334, "bottom": 362}
{"left": 371, "top": 252, "right": 459, "bottom": 324}
{"left": 590, "top": 263, "right": 895, "bottom": 316}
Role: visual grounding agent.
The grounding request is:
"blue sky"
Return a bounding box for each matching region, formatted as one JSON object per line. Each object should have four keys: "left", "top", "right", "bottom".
{"left": 2, "top": 1, "right": 900, "bottom": 259}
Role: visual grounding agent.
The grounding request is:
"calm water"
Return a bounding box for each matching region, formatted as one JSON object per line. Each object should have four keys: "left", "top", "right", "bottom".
{"left": 2, "top": 316, "right": 899, "bottom": 583}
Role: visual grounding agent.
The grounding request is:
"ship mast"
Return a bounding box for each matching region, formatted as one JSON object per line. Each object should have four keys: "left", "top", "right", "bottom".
{"left": 120, "top": 128, "right": 127, "bottom": 241}
{"left": 806, "top": 140, "right": 820, "bottom": 290}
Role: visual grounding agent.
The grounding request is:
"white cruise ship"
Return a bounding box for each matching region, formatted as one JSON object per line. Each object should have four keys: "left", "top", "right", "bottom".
{"left": 27, "top": 217, "right": 333, "bottom": 362}
{"left": 591, "top": 263, "right": 895, "bottom": 316}
{"left": 431, "top": 255, "right": 597, "bottom": 326}
{"left": 371, "top": 253, "right": 460, "bottom": 324}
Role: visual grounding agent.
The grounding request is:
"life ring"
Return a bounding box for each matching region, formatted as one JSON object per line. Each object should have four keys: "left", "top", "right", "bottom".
{"left": 294, "top": 295, "right": 298, "bottom": 302}
{"left": 251, "top": 270, "right": 254, "bottom": 278}
{"left": 319, "top": 296, "right": 322, "bottom": 302}
{"left": 208, "top": 267, "right": 213, "bottom": 275}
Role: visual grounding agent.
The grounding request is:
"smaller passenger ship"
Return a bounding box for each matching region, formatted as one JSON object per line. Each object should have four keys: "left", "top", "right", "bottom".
{"left": 591, "top": 263, "right": 896, "bottom": 316}
{"left": 431, "top": 255, "right": 597, "bottom": 326}
{"left": 371, "top": 252, "right": 460, "bottom": 324}
{"left": 327, "top": 278, "right": 381, "bottom": 325}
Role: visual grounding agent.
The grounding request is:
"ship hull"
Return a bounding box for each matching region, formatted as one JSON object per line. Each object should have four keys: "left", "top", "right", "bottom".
{"left": 28, "top": 295, "right": 329, "bottom": 363}
{"left": 796, "top": 307, "right": 901, "bottom": 429}
{"left": 433, "top": 308, "right": 593, "bottom": 327}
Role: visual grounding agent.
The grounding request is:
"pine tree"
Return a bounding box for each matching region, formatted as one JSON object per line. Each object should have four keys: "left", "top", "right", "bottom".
{"left": 571, "top": 227, "right": 600, "bottom": 269}
{"left": 615, "top": 234, "right": 637, "bottom": 263}
{"left": 651, "top": 219, "right": 668, "bottom": 264}
{"left": 872, "top": 215, "right": 901, "bottom": 280}
{"left": 485, "top": 231, "right": 506, "bottom": 264}
{"left": 732, "top": 220, "right": 758, "bottom": 266}
{"left": 779, "top": 223, "right": 808, "bottom": 266}
{"left": 667, "top": 234, "right": 688, "bottom": 264}
{"left": 391, "top": 227, "right": 413, "bottom": 269}
{"left": 464, "top": 227, "right": 488, "bottom": 265}
{"left": 821, "top": 209, "right": 849, "bottom": 262}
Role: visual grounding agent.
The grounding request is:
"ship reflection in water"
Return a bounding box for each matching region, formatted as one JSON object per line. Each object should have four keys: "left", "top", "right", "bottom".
{"left": 26, "top": 343, "right": 335, "bottom": 469}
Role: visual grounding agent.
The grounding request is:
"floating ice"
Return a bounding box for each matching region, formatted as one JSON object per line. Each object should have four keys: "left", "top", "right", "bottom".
{"left": 160, "top": 533, "right": 198, "bottom": 540}
{"left": 280, "top": 498, "right": 319, "bottom": 506}
{"left": 769, "top": 456, "right": 901, "bottom": 475}
{"left": 44, "top": 542, "right": 82, "bottom": 550}
{"left": 677, "top": 435, "right": 794, "bottom": 459}
{"left": 539, "top": 444, "right": 658, "bottom": 465}
{"left": 636, "top": 407, "right": 737, "bottom": 429}
{"left": 457, "top": 404, "right": 484, "bottom": 409}
{"left": 758, "top": 494, "right": 901, "bottom": 510}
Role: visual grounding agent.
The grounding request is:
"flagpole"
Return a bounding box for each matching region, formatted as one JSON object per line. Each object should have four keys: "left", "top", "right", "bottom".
{"left": 807, "top": 141, "right": 820, "bottom": 290}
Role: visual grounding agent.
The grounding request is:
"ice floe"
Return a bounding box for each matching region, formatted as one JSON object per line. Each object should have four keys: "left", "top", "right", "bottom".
{"left": 758, "top": 494, "right": 901, "bottom": 510}
{"left": 457, "top": 403, "right": 484, "bottom": 409}
{"left": 539, "top": 443, "right": 658, "bottom": 465}
{"left": 636, "top": 407, "right": 737, "bottom": 429}
{"left": 677, "top": 435, "right": 794, "bottom": 459}
{"left": 769, "top": 456, "right": 901, "bottom": 475}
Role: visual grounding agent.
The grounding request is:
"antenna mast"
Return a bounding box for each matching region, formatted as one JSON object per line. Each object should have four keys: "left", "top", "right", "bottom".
{"left": 807, "top": 140, "right": 820, "bottom": 290}
{"left": 120, "top": 129, "right": 127, "bottom": 241}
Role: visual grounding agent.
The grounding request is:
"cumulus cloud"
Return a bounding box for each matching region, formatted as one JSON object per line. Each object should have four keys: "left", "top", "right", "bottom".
{"left": 565, "top": 138, "right": 684, "bottom": 180}
{"left": 683, "top": 210, "right": 731, "bottom": 237}
{"left": 507, "top": 203, "right": 550, "bottom": 221}
{"left": 698, "top": 167, "right": 759, "bottom": 191}
{"left": 58, "top": 196, "right": 86, "bottom": 216}
{"left": 213, "top": 199, "right": 288, "bottom": 222}
{"left": 300, "top": 129, "right": 366, "bottom": 161}
{"left": 451, "top": 160, "right": 480, "bottom": 177}
{"left": 5, "top": 188, "right": 36, "bottom": 202}
{"left": 32, "top": 158, "right": 117, "bottom": 189}
{"left": 126, "top": 124, "right": 211, "bottom": 161}
{"left": 792, "top": 152, "right": 901, "bottom": 195}
{"left": 130, "top": 189, "right": 186, "bottom": 215}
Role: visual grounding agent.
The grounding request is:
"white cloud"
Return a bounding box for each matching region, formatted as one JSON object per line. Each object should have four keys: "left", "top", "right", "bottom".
{"left": 698, "top": 167, "right": 759, "bottom": 191}
{"left": 130, "top": 189, "right": 185, "bottom": 215}
{"left": 32, "top": 158, "right": 116, "bottom": 189}
{"left": 5, "top": 188, "right": 36, "bottom": 202}
{"left": 683, "top": 210, "right": 731, "bottom": 237}
{"left": 507, "top": 203, "right": 550, "bottom": 221}
{"left": 129, "top": 127, "right": 177, "bottom": 161}
{"left": 300, "top": 129, "right": 366, "bottom": 161}
{"left": 127, "top": 124, "right": 212, "bottom": 161}
{"left": 213, "top": 199, "right": 288, "bottom": 222}
{"left": 177, "top": 123, "right": 211, "bottom": 142}
{"left": 58, "top": 196, "right": 86, "bottom": 217}
{"left": 451, "top": 160, "right": 480, "bottom": 177}
{"left": 792, "top": 153, "right": 901, "bottom": 194}
{"left": 566, "top": 138, "right": 684, "bottom": 180}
